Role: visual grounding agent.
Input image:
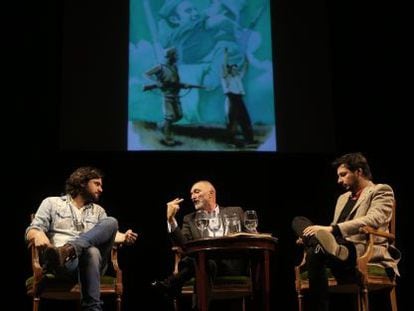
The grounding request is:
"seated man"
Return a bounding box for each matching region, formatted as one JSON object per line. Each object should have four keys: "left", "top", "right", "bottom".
{"left": 292, "top": 152, "right": 400, "bottom": 311}
{"left": 151, "top": 180, "right": 247, "bottom": 305}
{"left": 25, "top": 166, "right": 138, "bottom": 311}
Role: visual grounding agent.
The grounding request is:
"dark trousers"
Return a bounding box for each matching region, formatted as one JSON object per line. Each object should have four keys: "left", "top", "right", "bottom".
{"left": 292, "top": 216, "right": 358, "bottom": 311}
{"left": 226, "top": 93, "right": 254, "bottom": 143}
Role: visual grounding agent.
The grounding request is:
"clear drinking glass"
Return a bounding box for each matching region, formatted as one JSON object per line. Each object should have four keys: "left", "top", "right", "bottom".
{"left": 243, "top": 210, "right": 258, "bottom": 233}
{"left": 195, "top": 210, "right": 209, "bottom": 238}
{"left": 224, "top": 213, "right": 241, "bottom": 235}
{"left": 208, "top": 211, "right": 222, "bottom": 237}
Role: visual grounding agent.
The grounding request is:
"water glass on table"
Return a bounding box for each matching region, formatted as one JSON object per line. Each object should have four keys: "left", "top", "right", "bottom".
{"left": 224, "top": 213, "right": 241, "bottom": 235}
{"left": 243, "top": 210, "right": 258, "bottom": 233}
{"left": 195, "top": 210, "right": 209, "bottom": 237}
{"left": 208, "top": 211, "right": 222, "bottom": 237}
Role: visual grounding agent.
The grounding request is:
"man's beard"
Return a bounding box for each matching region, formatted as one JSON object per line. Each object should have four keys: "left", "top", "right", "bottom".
{"left": 80, "top": 188, "right": 99, "bottom": 204}
{"left": 194, "top": 201, "right": 203, "bottom": 210}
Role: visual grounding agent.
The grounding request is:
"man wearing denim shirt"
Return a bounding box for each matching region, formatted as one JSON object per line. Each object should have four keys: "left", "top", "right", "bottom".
{"left": 25, "top": 166, "right": 138, "bottom": 311}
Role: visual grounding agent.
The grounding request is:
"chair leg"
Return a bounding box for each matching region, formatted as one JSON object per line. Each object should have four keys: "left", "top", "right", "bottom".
{"left": 297, "top": 291, "right": 304, "bottom": 311}
{"left": 116, "top": 295, "right": 122, "bottom": 311}
{"left": 361, "top": 287, "right": 369, "bottom": 311}
{"left": 173, "top": 297, "right": 179, "bottom": 311}
{"left": 33, "top": 297, "right": 40, "bottom": 311}
{"left": 356, "top": 292, "right": 362, "bottom": 311}
{"left": 389, "top": 287, "right": 398, "bottom": 311}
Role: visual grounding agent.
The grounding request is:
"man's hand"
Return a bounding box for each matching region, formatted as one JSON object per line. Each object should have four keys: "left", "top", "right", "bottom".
{"left": 115, "top": 230, "right": 138, "bottom": 245}
{"left": 167, "top": 198, "right": 184, "bottom": 223}
{"left": 27, "top": 229, "right": 51, "bottom": 250}
{"left": 302, "top": 225, "right": 333, "bottom": 237}
{"left": 123, "top": 229, "right": 138, "bottom": 245}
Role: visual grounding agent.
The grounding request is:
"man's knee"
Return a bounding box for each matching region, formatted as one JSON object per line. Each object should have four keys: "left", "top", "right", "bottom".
{"left": 101, "top": 217, "right": 118, "bottom": 233}
{"left": 82, "top": 246, "right": 102, "bottom": 266}
{"left": 292, "top": 216, "right": 313, "bottom": 234}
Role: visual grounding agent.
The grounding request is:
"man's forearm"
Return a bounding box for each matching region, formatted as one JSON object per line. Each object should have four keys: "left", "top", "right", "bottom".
{"left": 26, "top": 228, "right": 42, "bottom": 241}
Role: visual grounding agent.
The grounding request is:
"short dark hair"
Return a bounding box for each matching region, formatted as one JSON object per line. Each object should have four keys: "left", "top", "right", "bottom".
{"left": 165, "top": 47, "right": 177, "bottom": 58}
{"left": 332, "top": 152, "right": 372, "bottom": 180}
{"left": 65, "top": 166, "right": 104, "bottom": 197}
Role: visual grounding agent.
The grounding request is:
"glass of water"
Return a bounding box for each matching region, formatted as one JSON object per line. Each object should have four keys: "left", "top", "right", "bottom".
{"left": 208, "top": 211, "right": 222, "bottom": 237}
{"left": 243, "top": 210, "right": 258, "bottom": 233}
{"left": 224, "top": 213, "right": 241, "bottom": 235}
{"left": 195, "top": 210, "right": 209, "bottom": 238}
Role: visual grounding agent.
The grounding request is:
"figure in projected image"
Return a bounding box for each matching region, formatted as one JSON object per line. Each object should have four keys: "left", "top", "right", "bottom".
{"left": 144, "top": 47, "right": 184, "bottom": 146}
{"left": 144, "top": 47, "right": 206, "bottom": 146}
{"left": 158, "top": 0, "right": 237, "bottom": 66}
{"left": 221, "top": 47, "right": 257, "bottom": 147}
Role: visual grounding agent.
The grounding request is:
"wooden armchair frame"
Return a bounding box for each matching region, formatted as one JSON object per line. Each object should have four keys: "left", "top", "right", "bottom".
{"left": 294, "top": 202, "right": 398, "bottom": 311}
{"left": 26, "top": 240, "right": 123, "bottom": 311}
{"left": 172, "top": 246, "right": 253, "bottom": 311}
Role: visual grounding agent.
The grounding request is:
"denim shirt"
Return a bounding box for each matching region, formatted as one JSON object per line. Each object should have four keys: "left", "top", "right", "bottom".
{"left": 25, "top": 195, "right": 107, "bottom": 247}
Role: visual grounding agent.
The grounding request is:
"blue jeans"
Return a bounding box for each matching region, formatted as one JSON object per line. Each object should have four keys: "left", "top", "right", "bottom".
{"left": 65, "top": 217, "right": 118, "bottom": 311}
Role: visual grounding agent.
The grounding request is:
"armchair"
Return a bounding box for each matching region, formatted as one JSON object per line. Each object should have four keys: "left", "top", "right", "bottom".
{"left": 294, "top": 201, "right": 398, "bottom": 311}
{"left": 25, "top": 218, "right": 123, "bottom": 311}
{"left": 171, "top": 245, "right": 253, "bottom": 311}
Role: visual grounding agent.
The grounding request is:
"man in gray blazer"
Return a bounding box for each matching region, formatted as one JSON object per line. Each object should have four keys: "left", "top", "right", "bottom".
{"left": 292, "top": 152, "right": 400, "bottom": 311}
{"left": 152, "top": 180, "right": 247, "bottom": 303}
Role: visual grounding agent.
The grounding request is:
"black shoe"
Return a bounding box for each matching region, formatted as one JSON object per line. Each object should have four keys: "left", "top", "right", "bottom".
{"left": 151, "top": 280, "right": 180, "bottom": 299}
{"left": 315, "top": 230, "right": 348, "bottom": 261}
{"left": 245, "top": 139, "right": 259, "bottom": 147}
{"left": 160, "top": 139, "right": 182, "bottom": 147}
{"left": 227, "top": 139, "right": 245, "bottom": 148}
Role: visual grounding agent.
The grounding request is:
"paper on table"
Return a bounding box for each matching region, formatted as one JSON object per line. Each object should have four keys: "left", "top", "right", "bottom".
{"left": 228, "top": 232, "right": 273, "bottom": 238}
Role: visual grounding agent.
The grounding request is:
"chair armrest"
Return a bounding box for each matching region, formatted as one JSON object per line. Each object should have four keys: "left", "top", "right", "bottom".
{"left": 172, "top": 246, "right": 184, "bottom": 275}
{"left": 359, "top": 226, "right": 395, "bottom": 242}
{"left": 296, "top": 249, "right": 307, "bottom": 268}
{"left": 293, "top": 244, "right": 307, "bottom": 290}
{"left": 357, "top": 226, "right": 395, "bottom": 276}
{"left": 28, "top": 242, "right": 43, "bottom": 280}
{"left": 111, "top": 243, "right": 122, "bottom": 273}
{"left": 111, "top": 243, "right": 123, "bottom": 293}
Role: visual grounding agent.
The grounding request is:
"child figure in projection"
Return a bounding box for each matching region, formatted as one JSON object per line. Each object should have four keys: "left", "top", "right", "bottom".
{"left": 221, "top": 47, "right": 257, "bottom": 147}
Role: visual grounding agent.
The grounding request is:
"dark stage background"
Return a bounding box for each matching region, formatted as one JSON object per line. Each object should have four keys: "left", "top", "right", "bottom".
{"left": 10, "top": 0, "right": 407, "bottom": 310}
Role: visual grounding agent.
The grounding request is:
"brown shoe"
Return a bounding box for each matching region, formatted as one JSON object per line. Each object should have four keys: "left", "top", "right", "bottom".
{"left": 44, "top": 244, "right": 76, "bottom": 269}
{"left": 58, "top": 243, "right": 76, "bottom": 265}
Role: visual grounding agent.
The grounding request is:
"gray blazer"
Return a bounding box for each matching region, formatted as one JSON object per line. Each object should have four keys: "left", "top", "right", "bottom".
{"left": 333, "top": 182, "right": 400, "bottom": 275}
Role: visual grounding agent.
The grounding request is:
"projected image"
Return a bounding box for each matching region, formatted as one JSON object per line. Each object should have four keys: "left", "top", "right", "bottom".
{"left": 128, "top": 0, "right": 276, "bottom": 151}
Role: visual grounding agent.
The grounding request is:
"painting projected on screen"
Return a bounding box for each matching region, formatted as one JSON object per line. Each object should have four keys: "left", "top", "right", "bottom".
{"left": 128, "top": 0, "right": 276, "bottom": 151}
